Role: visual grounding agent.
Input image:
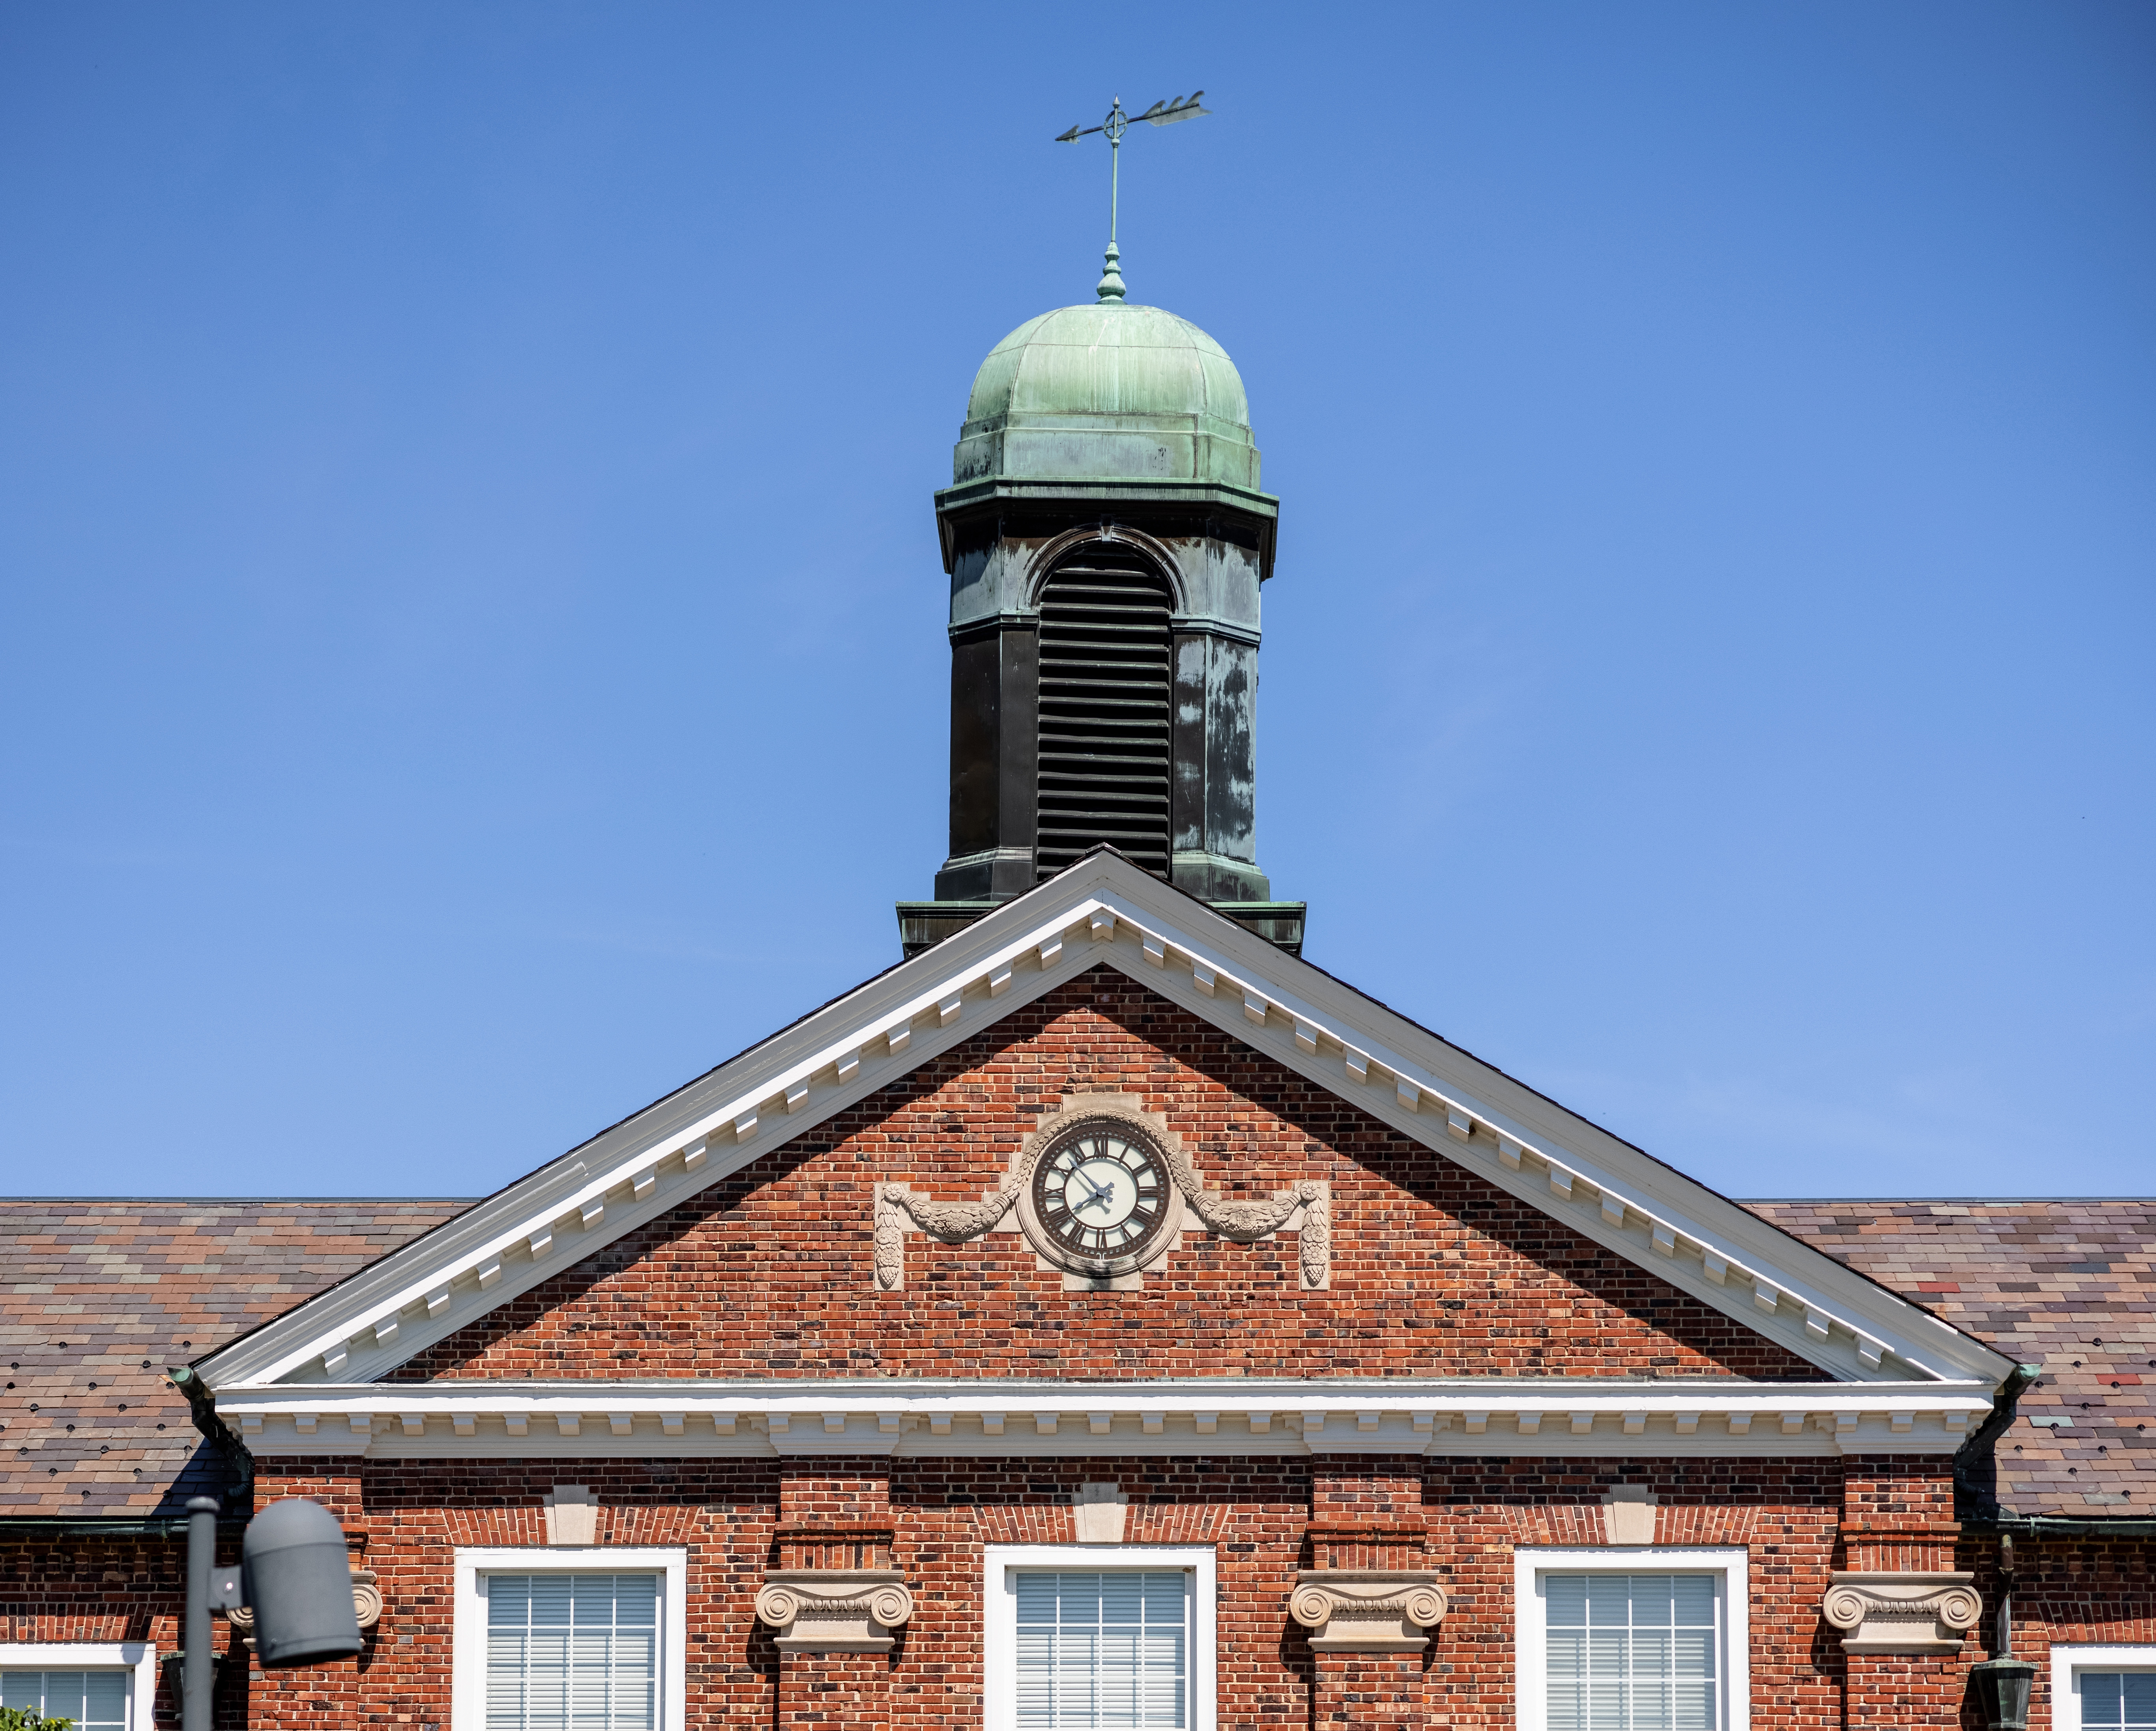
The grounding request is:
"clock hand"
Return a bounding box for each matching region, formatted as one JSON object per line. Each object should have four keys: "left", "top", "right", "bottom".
{"left": 1076, "top": 1173, "right": 1118, "bottom": 1213}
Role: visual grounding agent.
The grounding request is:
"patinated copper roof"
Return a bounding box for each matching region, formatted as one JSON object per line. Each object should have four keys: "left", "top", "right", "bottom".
{"left": 0, "top": 1198, "right": 469, "bottom": 1520}
{"left": 1749, "top": 1199, "right": 2155, "bottom": 1520}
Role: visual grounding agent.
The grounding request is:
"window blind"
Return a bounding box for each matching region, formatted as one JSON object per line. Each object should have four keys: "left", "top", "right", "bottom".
{"left": 0, "top": 1671, "right": 129, "bottom": 1730}
{"left": 1545, "top": 1574, "right": 1720, "bottom": 1731}
{"left": 1014, "top": 1570, "right": 1188, "bottom": 1729}
{"left": 2083, "top": 1674, "right": 2156, "bottom": 1729}
{"left": 485, "top": 1573, "right": 659, "bottom": 1731}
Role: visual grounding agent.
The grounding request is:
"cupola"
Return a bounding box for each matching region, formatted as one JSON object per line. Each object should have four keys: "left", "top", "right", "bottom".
{"left": 898, "top": 249, "right": 1301, "bottom": 958}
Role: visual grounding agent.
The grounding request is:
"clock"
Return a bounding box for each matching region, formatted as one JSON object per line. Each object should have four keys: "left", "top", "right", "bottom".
{"left": 1028, "top": 1116, "right": 1175, "bottom": 1271}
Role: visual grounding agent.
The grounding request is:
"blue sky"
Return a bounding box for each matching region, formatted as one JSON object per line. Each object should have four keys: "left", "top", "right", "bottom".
{"left": 2, "top": 3, "right": 2149, "bottom": 1201}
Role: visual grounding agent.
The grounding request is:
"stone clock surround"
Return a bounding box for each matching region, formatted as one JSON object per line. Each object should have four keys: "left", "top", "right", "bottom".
{"left": 874, "top": 1091, "right": 1329, "bottom": 1292}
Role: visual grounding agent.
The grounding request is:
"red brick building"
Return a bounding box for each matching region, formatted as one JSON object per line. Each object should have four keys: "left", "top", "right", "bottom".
{"left": 5, "top": 262, "right": 2150, "bottom": 1731}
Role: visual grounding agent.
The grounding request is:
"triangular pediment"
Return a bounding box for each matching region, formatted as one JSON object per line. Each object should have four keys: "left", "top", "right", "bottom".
{"left": 196, "top": 853, "right": 2014, "bottom": 1395}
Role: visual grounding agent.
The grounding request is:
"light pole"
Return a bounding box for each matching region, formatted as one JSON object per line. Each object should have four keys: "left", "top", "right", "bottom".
{"left": 180, "top": 1494, "right": 364, "bottom": 1731}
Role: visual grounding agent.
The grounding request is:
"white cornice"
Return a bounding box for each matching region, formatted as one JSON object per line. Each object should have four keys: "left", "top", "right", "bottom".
{"left": 195, "top": 855, "right": 2014, "bottom": 1395}
{"left": 216, "top": 1377, "right": 1993, "bottom": 1461}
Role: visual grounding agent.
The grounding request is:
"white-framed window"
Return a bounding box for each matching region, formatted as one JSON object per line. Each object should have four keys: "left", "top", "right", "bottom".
{"left": 451, "top": 1547, "right": 686, "bottom": 1731}
{"left": 0, "top": 1644, "right": 157, "bottom": 1731}
{"left": 1513, "top": 1547, "right": 1750, "bottom": 1731}
{"left": 984, "top": 1544, "right": 1216, "bottom": 1731}
{"left": 2052, "top": 1646, "right": 2156, "bottom": 1729}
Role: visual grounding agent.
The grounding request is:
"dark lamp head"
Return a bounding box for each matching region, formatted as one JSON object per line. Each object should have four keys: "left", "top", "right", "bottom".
{"left": 241, "top": 1496, "right": 363, "bottom": 1668}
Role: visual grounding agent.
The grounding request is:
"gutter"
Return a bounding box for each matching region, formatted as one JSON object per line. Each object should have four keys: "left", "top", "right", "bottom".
{"left": 1951, "top": 1361, "right": 2156, "bottom": 1538}
{"left": 0, "top": 1517, "right": 207, "bottom": 1539}
{"left": 1966, "top": 1514, "right": 2156, "bottom": 1540}
{"left": 167, "top": 1364, "right": 253, "bottom": 1511}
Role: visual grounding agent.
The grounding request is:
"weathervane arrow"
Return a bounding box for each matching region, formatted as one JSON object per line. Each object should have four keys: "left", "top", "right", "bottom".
{"left": 1054, "top": 92, "right": 1212, "bottom": 302}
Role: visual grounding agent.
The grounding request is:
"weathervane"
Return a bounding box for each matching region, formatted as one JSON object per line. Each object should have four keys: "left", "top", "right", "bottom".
{"left": 1056, "top": 92, "right": 1211, "bottom": 301}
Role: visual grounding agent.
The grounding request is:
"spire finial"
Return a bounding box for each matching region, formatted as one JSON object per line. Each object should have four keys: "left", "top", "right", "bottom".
{"left": 1096, "top": 241, "right": 1126, "bottom": 303}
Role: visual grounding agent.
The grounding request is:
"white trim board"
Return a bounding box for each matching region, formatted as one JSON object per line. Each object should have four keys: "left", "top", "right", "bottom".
{"left": 194, "top": 854, "right": 2015, "bottom": 1396}
{"left": 983, "top": 1544, "right": 1216, "bottom": 1731}
{"left": 1512, "top": 1548, "right": 1750, "bottom": 1731}
{"left": 0, "top": 1643, "right": 159, "bottom": 1730}
{"left": 2050, "top": 1644, "right": 2156, "bottom": 1730}
{"left": 216, "top": 1375, "right": 1992, "bottom": 1460}
{"left": 450, "top": 1547, "right": 687, "bottom": 1731}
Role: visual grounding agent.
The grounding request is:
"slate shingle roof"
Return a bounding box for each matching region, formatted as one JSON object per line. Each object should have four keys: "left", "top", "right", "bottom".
{"left": 1748, "top": 1198, "right": 2156, "bottom": 1520}
{"left": 1, "top": 1198, "right": 471, "bottom": 1519}
{"left": 7, "top": 1195, "right": 2149, "bottom": 1522}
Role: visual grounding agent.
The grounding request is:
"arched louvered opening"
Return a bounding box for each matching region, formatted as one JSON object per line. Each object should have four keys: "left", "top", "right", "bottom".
{"left": 1035, "top": 546, "right": 1174, "bottom": 881}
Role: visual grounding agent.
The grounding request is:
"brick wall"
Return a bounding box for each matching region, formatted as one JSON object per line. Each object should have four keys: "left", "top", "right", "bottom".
{"left": 198, "top": 1454, "right": 1852, "bottom": 1731}
{"left": 392, "top": 968, "right": 1816, "bottom": 1385}
{"left": 1956, "top": 1531, "right": 2156, "bottom": 1731}
{"left": 7, "top": 1457, "right": 2144, "bottom": 1726}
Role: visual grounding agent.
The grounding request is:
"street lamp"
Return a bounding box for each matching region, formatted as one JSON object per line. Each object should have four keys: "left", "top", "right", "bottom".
{"left": 183, "top": 1494, "right": 363, "bottom": 1731}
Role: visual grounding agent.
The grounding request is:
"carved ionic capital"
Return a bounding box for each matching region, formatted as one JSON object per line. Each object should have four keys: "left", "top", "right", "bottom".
{"left": 223, "top": 1567, "right": 382, "bottom": 1647}
{"left": 1290, "top": 1570, "right": 1448, "bottom": 1652}
{"left": 1822, "top": 1571, "right": 1980, "bottom": 1655}
{"left": 755, "top": 1569, "right": 915, "bottom": 1653}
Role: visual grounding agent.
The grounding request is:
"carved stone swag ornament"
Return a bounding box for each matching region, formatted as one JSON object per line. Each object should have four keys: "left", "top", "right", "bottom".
{"left": 873, "top": 1094, "right": 1330, "bottom": 1292}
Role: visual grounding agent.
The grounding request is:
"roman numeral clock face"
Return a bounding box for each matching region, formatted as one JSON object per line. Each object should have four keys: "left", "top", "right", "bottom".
{"left": 1031, "top": 1119, "right": 1173, "bottom": 1269}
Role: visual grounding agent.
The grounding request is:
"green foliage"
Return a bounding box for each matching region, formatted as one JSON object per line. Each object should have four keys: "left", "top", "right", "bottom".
{"left": 0, "top": 1709, "right": 75, "bottom": 1731}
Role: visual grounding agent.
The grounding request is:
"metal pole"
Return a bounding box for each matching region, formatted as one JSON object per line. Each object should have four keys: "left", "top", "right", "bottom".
{"left": 1110, "top": 133, "right": 1119, "bottom": 247}
{"left": 1998, "top": 1532, "right": 2015, "bottom": 1659}
{"left": 185, "top": 1494, "right": 218, "bottom": 1731}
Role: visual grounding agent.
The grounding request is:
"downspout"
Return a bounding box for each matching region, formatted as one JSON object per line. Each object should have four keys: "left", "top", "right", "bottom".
{"left": 167, "top": 1364, "right": 254, "bottom": 1512}
{"left": 1952, "top": 1360, "right": 2156, "bottom": 1533}
{"left": 1953, "top": 1362, "right": 2041, "bottom": 1524}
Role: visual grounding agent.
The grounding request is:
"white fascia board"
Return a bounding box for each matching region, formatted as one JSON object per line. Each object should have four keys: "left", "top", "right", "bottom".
{"left": 201, "top": 852, "right": 2012, "bottom": 1395}
{"left": 217, "top": 1376, "right": 1993, "bottom": 1462}
{"left": 1072, "top": 867, "right": 2015, "bottom": 1389}
{"left": 202, "top": 884, "right": 1128, "bottom": 1391}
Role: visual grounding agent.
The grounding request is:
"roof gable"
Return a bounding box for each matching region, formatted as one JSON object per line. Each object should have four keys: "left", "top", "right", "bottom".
{"left": 194, "top": 853, "right": 2017, "bottom": 1393}
{"left": 377, "top": 971, "right": 1821, "bottom": 1386}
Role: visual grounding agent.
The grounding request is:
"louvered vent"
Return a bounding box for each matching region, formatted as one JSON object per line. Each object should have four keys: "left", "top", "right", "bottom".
{"left": 1036, "top": 550, "right": 1173, "bottom": 880}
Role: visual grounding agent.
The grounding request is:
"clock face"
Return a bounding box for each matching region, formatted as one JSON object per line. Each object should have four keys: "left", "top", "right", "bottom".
{"left": 1030, "top": 1118, "right": 1173, "bottom": 1267}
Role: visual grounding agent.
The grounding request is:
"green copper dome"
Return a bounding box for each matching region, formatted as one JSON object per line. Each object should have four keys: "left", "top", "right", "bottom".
{"left": 953, "top": 298, "right": 1261, "bottom": 490}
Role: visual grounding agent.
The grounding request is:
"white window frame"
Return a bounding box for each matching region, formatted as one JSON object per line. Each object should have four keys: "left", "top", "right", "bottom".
{"left": 0, "top": 1643, "right": 158, "bottom": 1729}
{"left": 1513, "top": 1546, "right": 1750, "bottom": 1731}
{"left": 983, "top": 1543, "right": 1217, "bottom": 1731}
{"left": 451, "top": 1546, "right": 687, "bottom": 1731}
{"left": 2051, "top": 1645, "right": 2156, "bottom": 1730}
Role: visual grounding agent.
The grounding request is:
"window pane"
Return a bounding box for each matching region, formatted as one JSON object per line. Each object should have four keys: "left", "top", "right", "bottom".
{"left": 83, "top": 1672, "right": 130, "bottom": 1727}
{"left": 1013, "top": 1570, "right": 1188, "bottom": 1729}
{"left": 1543, "top": 1576, "right": 1719, "bottom": 1731}
{"left": 0, "top": 1671, "right": 130, "bottom": 1730}
{"left": 485, "top": 1574, "right": 659, "bottom": 1731}
{"left": 2084, "top": 1673, "right": 2156, "bottom": 1729}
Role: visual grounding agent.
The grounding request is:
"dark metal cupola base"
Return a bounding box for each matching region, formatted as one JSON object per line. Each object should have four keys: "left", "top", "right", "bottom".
{"left": 898, "top": 267, "right": 1302, "bottom": 958}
